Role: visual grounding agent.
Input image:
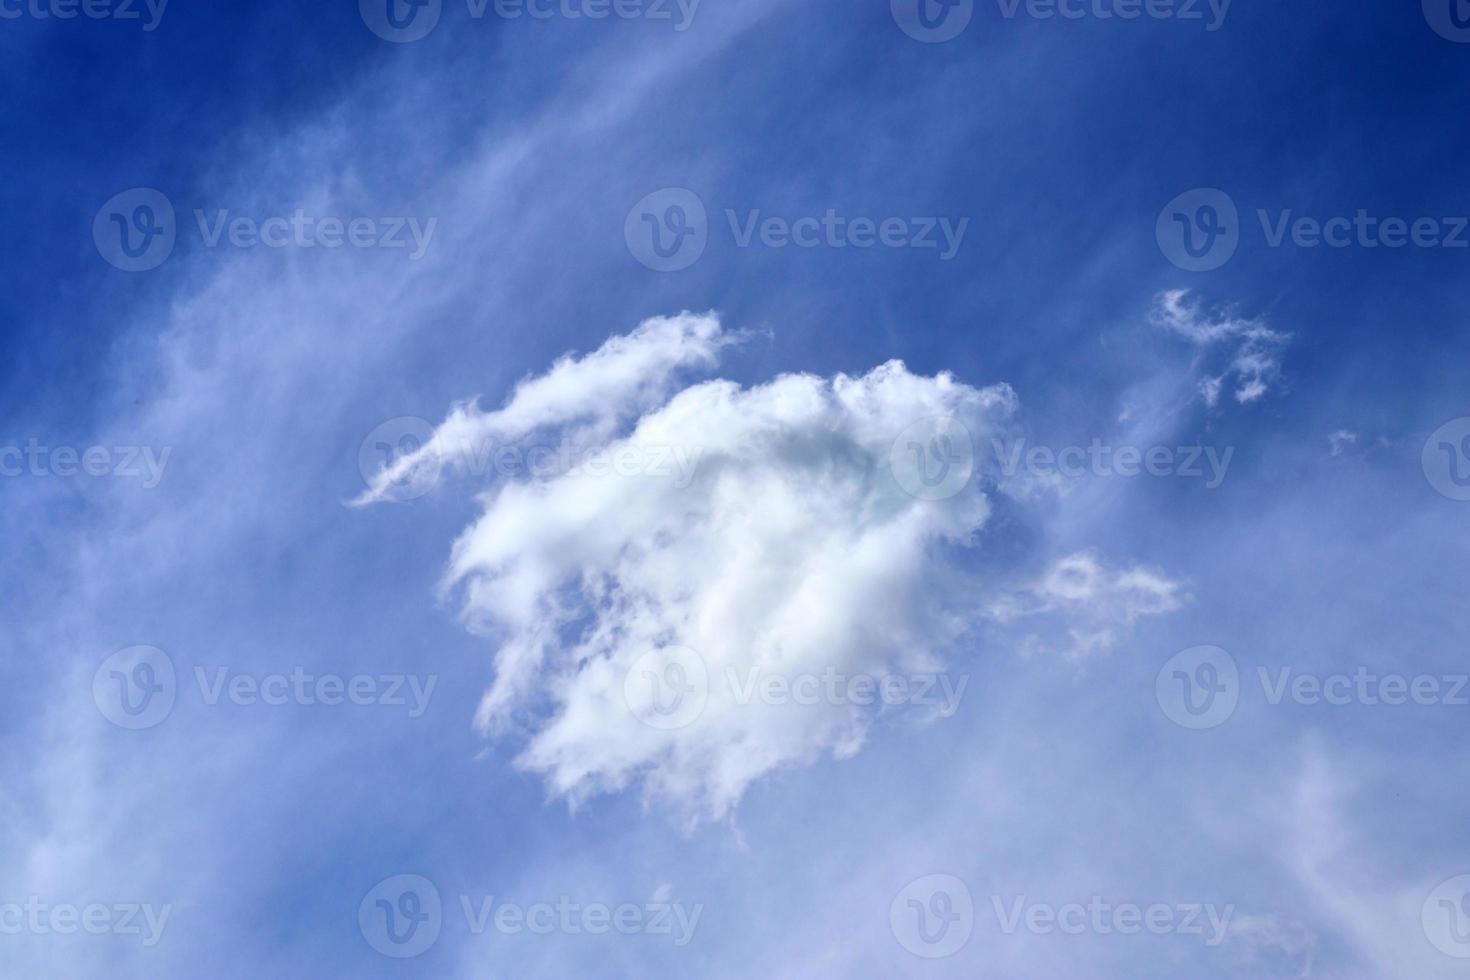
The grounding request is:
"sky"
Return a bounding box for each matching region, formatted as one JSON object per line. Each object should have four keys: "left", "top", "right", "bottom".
{"left": 2, "top": 1, "right": 1470, "bottom": 977}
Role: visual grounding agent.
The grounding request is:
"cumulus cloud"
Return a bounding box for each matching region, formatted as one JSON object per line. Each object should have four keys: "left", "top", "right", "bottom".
{"left": 987, "top": 551, "right": 1186, "bottom": 661}
{"left": 1152, "top": 289, "right": 1290, "bottom": 407}
{"left": 370, "top": 313, "right": 1186, "bottom": 822}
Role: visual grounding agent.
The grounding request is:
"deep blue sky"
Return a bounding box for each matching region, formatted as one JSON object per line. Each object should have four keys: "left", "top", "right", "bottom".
{"left": 3, "top": 2, "right": 1469, "bottom": 978}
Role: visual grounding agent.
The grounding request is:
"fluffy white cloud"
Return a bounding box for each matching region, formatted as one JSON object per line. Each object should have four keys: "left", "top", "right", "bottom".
{"left": 1153, "top": 289, "right": 1290, "bottom": 407}
{"left": 371, "top": 313, "right": 1188, "bottom": 823}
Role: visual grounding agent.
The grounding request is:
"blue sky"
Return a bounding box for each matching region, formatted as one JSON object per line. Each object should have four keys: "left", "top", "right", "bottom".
{"left": 3, "top": 1, "right": 1470, "bottom": 977}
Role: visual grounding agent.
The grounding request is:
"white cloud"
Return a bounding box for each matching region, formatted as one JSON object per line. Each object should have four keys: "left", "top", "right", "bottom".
{"left": 988, "top": 551, "right": 1186, "bottom": 661}
{"left": 1153, "top": 289, "right": 1290, "bottom": 406}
